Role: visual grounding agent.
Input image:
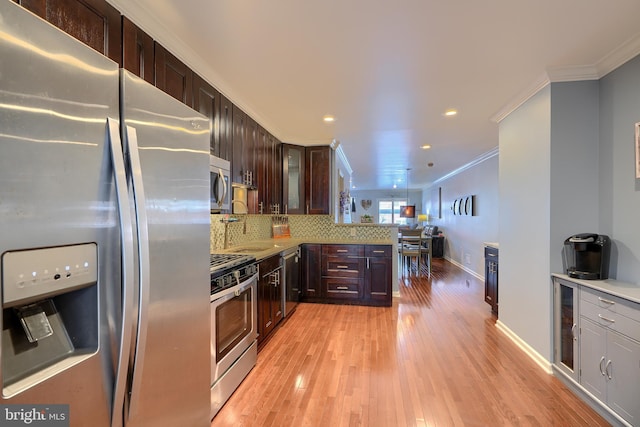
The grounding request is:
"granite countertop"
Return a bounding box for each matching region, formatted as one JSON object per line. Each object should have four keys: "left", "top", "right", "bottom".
{"left": 213, "top": 238, "right": 394, "bottom": 261}
{"left": 552, "top": 273, "right": 640, "bottom": 305}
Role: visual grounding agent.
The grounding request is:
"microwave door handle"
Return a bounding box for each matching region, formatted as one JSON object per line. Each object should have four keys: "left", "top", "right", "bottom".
{"left": 218, "top": 168, "right": 227, "bottom": 207}
{"left": 122, "top": 125, "right": 151, "bottom": 420}
{"left": 106, "top": 118, "right": 135, "bottom": 427}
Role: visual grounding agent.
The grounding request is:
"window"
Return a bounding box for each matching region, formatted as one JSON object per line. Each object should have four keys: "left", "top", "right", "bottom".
{"left": 378, "top": 200, "right": 409, "bottom": 225}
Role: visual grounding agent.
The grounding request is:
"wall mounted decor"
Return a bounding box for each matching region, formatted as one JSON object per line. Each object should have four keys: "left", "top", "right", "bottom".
{"left": 451, "top": 195, "right": 475, "bottom": 216}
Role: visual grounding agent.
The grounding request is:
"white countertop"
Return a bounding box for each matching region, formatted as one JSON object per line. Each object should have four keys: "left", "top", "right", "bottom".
{"left": 552, "top": 273, "right": 640, "bottom": 304}
{"left": 484, "top": 242, "right": 499, "bottom": 249}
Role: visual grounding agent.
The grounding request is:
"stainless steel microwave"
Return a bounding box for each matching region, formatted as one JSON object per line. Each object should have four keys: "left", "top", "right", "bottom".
{"left": 210, "top": 155, "right": 230, "bottom": 212}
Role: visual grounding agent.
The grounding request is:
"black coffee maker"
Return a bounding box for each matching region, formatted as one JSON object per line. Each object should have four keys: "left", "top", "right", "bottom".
{"left": 563, "top": 233, "right": 611, "bottom": 280}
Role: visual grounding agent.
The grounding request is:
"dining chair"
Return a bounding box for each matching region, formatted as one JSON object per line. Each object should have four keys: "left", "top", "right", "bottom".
{"left": 399, "top": 229, "right": 424, "bottom": 275}
{"left": 421, "top": 235, "right": 432, "bottom": 276}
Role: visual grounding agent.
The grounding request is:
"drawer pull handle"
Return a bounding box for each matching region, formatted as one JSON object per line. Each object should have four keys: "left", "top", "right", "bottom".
{"left": 373, "top": 250, "right": 385, "bottom": 253}
{"left": 599, "top": 356, "right": 606, "bottom": 376}
{"left": 598, "top": 314, "right": 615, "bottom": 323}
{"left": 336, "top": 286, "right": 349, "bottom": 290}
{"left": 598, "top": 297, "right": 615, "bottom": 305}
{"left": 336, "top": 265, "right": 349, "bottom": 269}
{"left": 336, "top": 250, "right": 348, "bottom": 253}
{"left": 605, "top": 359, "right": 612, "bottom": 380}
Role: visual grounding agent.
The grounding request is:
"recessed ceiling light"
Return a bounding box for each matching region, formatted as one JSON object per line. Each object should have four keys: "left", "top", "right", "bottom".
{"left": 444, "top": 109, "right": 458, "bottom": 117}
{"left": 421, "top": 144, "right": 432, "bottom": 149}
{"left": 323, "top": 115, "right": 335, "bottom": 122}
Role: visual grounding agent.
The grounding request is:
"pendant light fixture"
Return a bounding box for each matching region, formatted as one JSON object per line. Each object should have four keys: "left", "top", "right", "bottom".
{"left": 400, "top": 168, "right": 416, "bottom": 218}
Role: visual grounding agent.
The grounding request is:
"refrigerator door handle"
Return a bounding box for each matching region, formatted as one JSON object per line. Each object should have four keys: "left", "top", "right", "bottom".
{"left": 123, "top": 125, "right": 151, "bottom": 420}
{"left": 107, "top": 118, "right": 136, "bottom": 427}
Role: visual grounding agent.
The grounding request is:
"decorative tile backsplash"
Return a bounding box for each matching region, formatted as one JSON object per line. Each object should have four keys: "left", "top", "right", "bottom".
{"left": 210, "top": 214, "right": 393, "bottom": 252}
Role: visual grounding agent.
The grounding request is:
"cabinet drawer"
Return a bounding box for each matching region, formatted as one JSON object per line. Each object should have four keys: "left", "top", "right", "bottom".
{"left": 324, "top": 278, "right": 363, "bottom": 300}
{"left": 322, "top": 256, "right": 364, "bottom": 278}
{"left": 365, "top": 245, "right": 392, "bottom": 257}
{"left": 580, "top": 287, "right": 640, "bottom": 322}
{"left": 581, "top": 290, "right": 640, "bottom": 342}
{"left": 322, "top": 244, "right": 364, "bottom": 257}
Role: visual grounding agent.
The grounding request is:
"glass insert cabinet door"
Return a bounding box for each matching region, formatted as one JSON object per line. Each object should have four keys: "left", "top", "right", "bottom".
{"left": 553, "top": 278, "right": 579, "bottom": 381}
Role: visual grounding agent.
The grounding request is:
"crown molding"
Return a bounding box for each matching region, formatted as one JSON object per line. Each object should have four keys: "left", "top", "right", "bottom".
{"left": 432, "top": 146, "right": 499, "bottom": 185}
{"left": 492, "top": 32, "right": 640, "bottom": 124}
{"left": 104, "top": 0, "right": 285, "bottom": 142}
{"left": 491, "top": 73, "right": 550, "bottom": 123}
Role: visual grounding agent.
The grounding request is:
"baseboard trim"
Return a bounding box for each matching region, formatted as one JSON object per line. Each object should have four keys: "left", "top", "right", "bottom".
{"left": 444, "top": 257, "right": 483, "bottom": 281}
{"left": 495, "top": 320, "right": 553, "bottom": 375}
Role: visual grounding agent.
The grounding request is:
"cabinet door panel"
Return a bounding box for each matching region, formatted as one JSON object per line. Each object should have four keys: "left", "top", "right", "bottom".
{"left": 607, "top": 332, "right": 640, "bottom": 424}
{"left": 366, "top": 256, "right": 391, "bottom": 305}
{"left": 579, "top": 318, "right": 607, "bottom": 401}
{"left": 302, "top": 244, "right": 322, "bottom": 298}
{"left": 305, "top": 146, "right": 331, "bottom": 214}
{"left": 122, "top": 16, "right": 153, "bottom": 84}
{"left": 282, "top": 144, "right": 305, "bottom": 214}
{"left": 18, "top": 0, "right": 121, "bottom": 64}
{"left": 218, "top": 94, "right": 233, "bottom": 162}
{"left": 192, "top": 74, "right": 219, "bottom": 155}
{"left": 154, "top": 42, "right": 193, "bottom": 106}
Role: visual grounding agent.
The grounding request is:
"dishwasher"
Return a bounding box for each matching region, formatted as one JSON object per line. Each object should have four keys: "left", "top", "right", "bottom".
{"left": 281, "top": 247, "right": 300, "bottom": 317}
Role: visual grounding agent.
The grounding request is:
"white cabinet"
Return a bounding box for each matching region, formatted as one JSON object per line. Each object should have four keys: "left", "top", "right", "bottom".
{"left": 553, "top": 278, "right": 579, "bottom": 381}
{"left": 579, "top": 287, "right": 640, "bottom": 426}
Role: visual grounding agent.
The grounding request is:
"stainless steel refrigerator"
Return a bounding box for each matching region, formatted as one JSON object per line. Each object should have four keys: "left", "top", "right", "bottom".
{"left": 0, "top": 2, "right": 211, "bottom": 426}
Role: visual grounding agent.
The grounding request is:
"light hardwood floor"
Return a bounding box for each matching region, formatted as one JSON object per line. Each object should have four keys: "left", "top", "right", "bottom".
{"left": 211, "top": 258, "right": 609, "bottom": 426}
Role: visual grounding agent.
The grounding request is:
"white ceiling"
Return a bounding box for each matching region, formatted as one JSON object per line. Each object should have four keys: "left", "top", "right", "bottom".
{"left": 109, "top": 0, "right": 640, "bottom": 191}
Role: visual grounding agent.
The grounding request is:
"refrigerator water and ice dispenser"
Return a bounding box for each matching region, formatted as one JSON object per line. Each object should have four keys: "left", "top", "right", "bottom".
{"left": 1, "top": 243, "right": 98, "bottom": 396}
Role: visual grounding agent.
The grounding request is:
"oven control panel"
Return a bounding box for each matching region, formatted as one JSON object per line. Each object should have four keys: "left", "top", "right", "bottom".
{"left": 211, "top": 263, "right": 258, "bottom": 294}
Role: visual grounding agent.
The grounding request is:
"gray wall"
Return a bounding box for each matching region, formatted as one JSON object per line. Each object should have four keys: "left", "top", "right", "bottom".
{"left": 497, "top": 64, "right": 639, "bottom": 363}
{"left": 600, "top": 54, "right": 640, "bottom": 282}
{"left": 499, "top": 86, "right": 552, "bottom": 359}
{"left": 424, "top": 153, "right": 499, "bottom": 276}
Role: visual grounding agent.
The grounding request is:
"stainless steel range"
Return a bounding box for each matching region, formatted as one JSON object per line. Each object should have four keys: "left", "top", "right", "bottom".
{"left": 209, "top": 253, "right": 259, "bottom": 419}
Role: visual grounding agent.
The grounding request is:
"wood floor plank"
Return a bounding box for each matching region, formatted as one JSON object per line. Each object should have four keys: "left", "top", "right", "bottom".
{"left": 211, "top": 259, "right": 610, "bottom": 427}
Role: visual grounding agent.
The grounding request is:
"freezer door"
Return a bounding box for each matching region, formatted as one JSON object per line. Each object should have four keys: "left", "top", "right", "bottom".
{"left": 0, "top": 2, "right": 119, "bottom": 426}
{"left": 120, "top": 70, "right": 211, "bottom": 426}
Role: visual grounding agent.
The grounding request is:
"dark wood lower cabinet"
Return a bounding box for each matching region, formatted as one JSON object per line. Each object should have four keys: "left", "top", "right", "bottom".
{"left": 484, "top": 246, "right": 498, "bottom": 316}
{"left": 257, "top": 255, "right": 283, "bottom": 346}
{"left": 301, "top": 244, "right": 392, "bottom": 307}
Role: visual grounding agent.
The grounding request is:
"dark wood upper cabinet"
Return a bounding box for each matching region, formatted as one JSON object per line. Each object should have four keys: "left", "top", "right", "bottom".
{"left": 122, "top": 16, "right": 153, "bottom": 84}
{"left": 218, "top": 94, "right": 233, "bottom": 162}
{"left": 193, "top": 74, "right": 220, "bottom": 155}
{"left": 282, "top": 144, "right": 306, "bottom": 214}
{"left": 232, "top": 106, "right": 246, "bottom": 184}
{"left": 244, "top": 115, "right": 257, "bottom": 185}
{"left": 16, "top": 0, "right": 122, "bottom": 65}
{"left": 306, "top": 146, "right": 331, "bottom": 214}
{"left": 154, "top": 42, "right": 193, "bottom": 107}
{"left": 256, "top": 126, "right": 269, "bottom": 208}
